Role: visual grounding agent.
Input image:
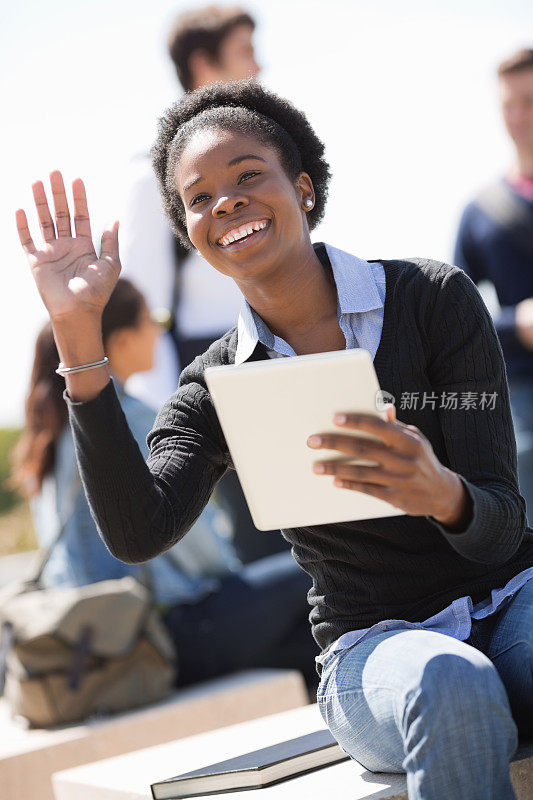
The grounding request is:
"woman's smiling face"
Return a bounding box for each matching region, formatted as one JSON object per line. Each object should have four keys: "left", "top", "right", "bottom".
{"left": 174, "top": 127, "right": 315, "bottom": 281}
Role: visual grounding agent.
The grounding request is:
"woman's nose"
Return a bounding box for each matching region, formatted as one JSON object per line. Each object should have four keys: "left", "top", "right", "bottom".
{"left": 212, "top": 194, "right": 248, "bottom": 217}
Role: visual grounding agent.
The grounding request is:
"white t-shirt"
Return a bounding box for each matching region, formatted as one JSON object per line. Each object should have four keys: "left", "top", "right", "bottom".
{"left": 120, "top": 157, "right": 243, "bottom": 409}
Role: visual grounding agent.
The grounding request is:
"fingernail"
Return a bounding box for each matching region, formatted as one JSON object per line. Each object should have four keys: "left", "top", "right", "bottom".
{"left": 334, "top": 414, "right": 347, "bottom": 424}
{"left": 313, "top": 463, "right": 325, "bottom": 473}
{"left": 308, "top": 436, "right": 322, "bottom": 447}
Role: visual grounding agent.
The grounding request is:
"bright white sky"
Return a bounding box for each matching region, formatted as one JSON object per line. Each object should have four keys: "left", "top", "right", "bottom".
{"left": 1, "top": 0, "right": 532, "bottom": 426}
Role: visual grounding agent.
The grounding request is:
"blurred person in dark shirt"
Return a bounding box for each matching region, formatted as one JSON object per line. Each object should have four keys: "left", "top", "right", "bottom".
{"left": 454, "top": 48, "right": 533, "bottom": 525}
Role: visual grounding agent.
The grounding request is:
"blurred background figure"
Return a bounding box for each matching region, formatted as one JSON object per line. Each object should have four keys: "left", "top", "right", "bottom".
{"left": 454, "top": 48, "right": 533, "bottom": 526}
{"left": 10, "top": 278, "right": 236, "bottom": 593}
{"left": 10, "top": 278, "right": 318, "bottom": 691}
{"left": 121, "top": 5, "right": 259, "bottom": 409}
{"left": 120, "top": 4, "right": 289, "bottom": 563}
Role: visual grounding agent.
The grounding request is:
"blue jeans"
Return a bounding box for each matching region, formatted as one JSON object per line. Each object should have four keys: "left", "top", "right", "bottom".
{"left": 317, "top": 579, "right": 533, "bottom": 800}
{"left": 162, "top": 550, "right": 319, "bottom": 689}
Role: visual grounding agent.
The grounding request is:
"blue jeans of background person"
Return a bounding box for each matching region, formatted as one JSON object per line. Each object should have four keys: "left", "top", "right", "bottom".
{"left": 162, "top": 550, "right": 319, "bottom": 689}
{"left": 317, "top": 579, "right": 533, "bottom": 800}
{"left": 509, "top": 376, "right": 533, "bottom": 527}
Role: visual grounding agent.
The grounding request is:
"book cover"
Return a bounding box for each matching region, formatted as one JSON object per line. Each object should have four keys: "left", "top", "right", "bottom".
{"left": 151, "top": 728, "right": 348, "bottom": 799}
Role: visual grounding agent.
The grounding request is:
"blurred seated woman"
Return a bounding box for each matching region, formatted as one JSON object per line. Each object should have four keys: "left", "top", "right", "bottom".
{"left": 11, "top": 278, "right": 317, "bottom": 687}
{"left": 13, "top": 279, "right": 168, "bottom": 587}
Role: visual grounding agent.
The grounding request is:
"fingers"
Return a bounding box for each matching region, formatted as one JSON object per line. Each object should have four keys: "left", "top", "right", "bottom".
{"left": 72, "top": 178, "right": 92, "bottom": 238}
{"left": 50, "top": 170, "right": 72, "bottom": 237}
{"left": 100, "top": 221, "right": 120, "bottom": 263}
{"left": 307, "top": 432, "right": 412, "bottom": 472}
{"left": 313, "top": 460, "right": 408, "bottom": 482}
{"left": 15, "top": 209, "right": 37, "bottom": 256}
{"left": 332, "top": 413, "right": 422, "bottom": 453}
{"left": 332, "top": 477, "right": 398, "bottom": 503}
{"left": 19, "top": 173, "right": 93, "bottom": 253}
{"left": 308, "top": 431, "right": 386, "bottom": 456}
{"left": 32, "top": 181, "right": 56, "bottom": 242}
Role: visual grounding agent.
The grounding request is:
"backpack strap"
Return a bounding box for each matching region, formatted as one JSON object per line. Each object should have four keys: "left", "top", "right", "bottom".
{"left": 31, "top": 469, "right": 83, "bottom": 585}
{"left": 32, "top": 472, "right": 156, "bottom": 596}
{"left": 476, "top": 181, "right": 533, "bottom": 260}
{"left": 0, "top": 622, "right": 13, "bottom": 693}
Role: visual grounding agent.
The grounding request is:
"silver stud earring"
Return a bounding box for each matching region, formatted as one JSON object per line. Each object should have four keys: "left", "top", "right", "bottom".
{"left": 304, "top": 198, "right": 313, "bottom": 209}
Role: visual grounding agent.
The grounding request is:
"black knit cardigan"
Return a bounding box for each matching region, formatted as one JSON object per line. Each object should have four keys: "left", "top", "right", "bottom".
{"left": 67, "top": 253, "right": 533, "bottom": 652}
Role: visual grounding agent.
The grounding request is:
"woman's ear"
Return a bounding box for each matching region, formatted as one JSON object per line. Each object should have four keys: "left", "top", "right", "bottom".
{"left": 296, "top": 172, "right": 315, "bottom": 211}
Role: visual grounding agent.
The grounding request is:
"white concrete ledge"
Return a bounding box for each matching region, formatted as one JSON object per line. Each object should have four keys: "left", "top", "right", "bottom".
{"left": 0, "top": 668, "right": 308, "bottom": 800}
{"left": 51, "top": 704, "right": 533, "bottom": 800}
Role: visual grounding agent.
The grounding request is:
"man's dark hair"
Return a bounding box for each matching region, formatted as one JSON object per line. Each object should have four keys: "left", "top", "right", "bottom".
{"left": 168, "top": 5, "right": 256, "bottom": 92}
{"left": 498, "top": 48, "right": 533, "bottom": 78}
{"left": 151, "top": 79, "right": 331, "bottom": 249}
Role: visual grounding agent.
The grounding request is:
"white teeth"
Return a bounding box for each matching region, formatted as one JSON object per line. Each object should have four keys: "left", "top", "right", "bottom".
{"left": 218, "top": 220, "right": 268, "bottom": 246}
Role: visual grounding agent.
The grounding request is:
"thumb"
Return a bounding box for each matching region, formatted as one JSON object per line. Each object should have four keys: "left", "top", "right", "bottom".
{"left": 385, "top": 404, "right": 396, "bottom": 423}
{"left": 100, "top": 220, "right": 120, "bottom": 262}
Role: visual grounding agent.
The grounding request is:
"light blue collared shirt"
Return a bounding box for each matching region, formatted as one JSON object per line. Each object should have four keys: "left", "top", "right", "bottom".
{"left": 233, "top": 240, "right": 533, "bottom": 663}
{"left": 317, "top": 566, "right": 533, "bottom": 665}
{"left": 235, "top": 242, "right": 386, "bottom": 365}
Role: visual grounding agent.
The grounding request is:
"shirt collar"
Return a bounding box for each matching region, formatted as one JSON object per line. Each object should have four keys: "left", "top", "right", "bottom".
{"left": 322, "top": 242, "right": 383, "bottom": 314}
{"left": 235, "top": 242, "right": 383, "bottom": 365}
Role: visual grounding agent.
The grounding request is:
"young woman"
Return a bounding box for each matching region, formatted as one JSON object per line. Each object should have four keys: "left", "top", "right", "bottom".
{"left": 16, "top": 79, "right": 533, "bottom": 799}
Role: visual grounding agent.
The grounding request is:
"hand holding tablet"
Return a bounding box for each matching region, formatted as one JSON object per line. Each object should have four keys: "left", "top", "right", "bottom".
{"left": 205, "top": 349, "right": 406, "bottom": 530}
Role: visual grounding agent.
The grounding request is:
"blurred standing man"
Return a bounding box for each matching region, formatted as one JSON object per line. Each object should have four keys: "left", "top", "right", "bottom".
{"left": 122, "top": 5, "right": 260, "bottom": 409}
{"left": 454, "top": 48, "right": 533, "bottom": 525}
{"left": 121, "top": 6, "right": 288, "bottom": 562}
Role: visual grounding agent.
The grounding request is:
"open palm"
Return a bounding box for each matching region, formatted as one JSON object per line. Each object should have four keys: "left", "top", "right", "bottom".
{"left": 16, "top": 171, "right": 121, "bottom": 321}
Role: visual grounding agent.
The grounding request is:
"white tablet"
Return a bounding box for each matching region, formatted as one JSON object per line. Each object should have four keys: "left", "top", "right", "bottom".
{"left": 205, "top": 349, "right": 405, "bottom": 530}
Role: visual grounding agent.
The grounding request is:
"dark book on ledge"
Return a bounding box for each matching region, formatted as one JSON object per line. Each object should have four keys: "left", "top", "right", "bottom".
{"left": 150, "top": 728, "right": 349, "bottom": 799}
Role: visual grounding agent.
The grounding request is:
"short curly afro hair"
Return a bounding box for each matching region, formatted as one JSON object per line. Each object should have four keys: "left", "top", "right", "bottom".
{"left": 151, "top": 79, "right": 331, "bottom": 249}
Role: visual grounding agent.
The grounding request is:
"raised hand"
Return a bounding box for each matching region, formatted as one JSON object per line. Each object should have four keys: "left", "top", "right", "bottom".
{"left": 16, "top": 171, "right": 121, "bottom": 323}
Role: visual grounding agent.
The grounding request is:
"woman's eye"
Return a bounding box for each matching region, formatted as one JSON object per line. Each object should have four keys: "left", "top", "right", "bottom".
{"left": 190, "top": 194, "right": 209, "bottom": 207}
{"left": 189, "top": 172, "right": 260, "bottom": 206}
{"left": 239, "top": 170, "right": 260, "bottom": 183}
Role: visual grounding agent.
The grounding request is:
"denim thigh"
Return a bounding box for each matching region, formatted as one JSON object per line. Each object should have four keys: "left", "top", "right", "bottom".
{"left": 316, "top": 629, "right": 517, "bottom": 775}
{"left": 468, "top": 577, "right": 533, "bottom": 736}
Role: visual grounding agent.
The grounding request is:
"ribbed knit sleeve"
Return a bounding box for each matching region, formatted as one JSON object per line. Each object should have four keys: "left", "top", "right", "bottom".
{"left": 66, "top": 364, "right": 229, "bottom": 564}
{"left": 424, "top": 268, "right": 528, "bottom": 564}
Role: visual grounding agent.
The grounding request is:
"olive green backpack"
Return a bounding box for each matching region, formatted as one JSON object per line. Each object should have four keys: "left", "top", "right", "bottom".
{"left": 0, "top": 477, "right": 177, "bottom": 728}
